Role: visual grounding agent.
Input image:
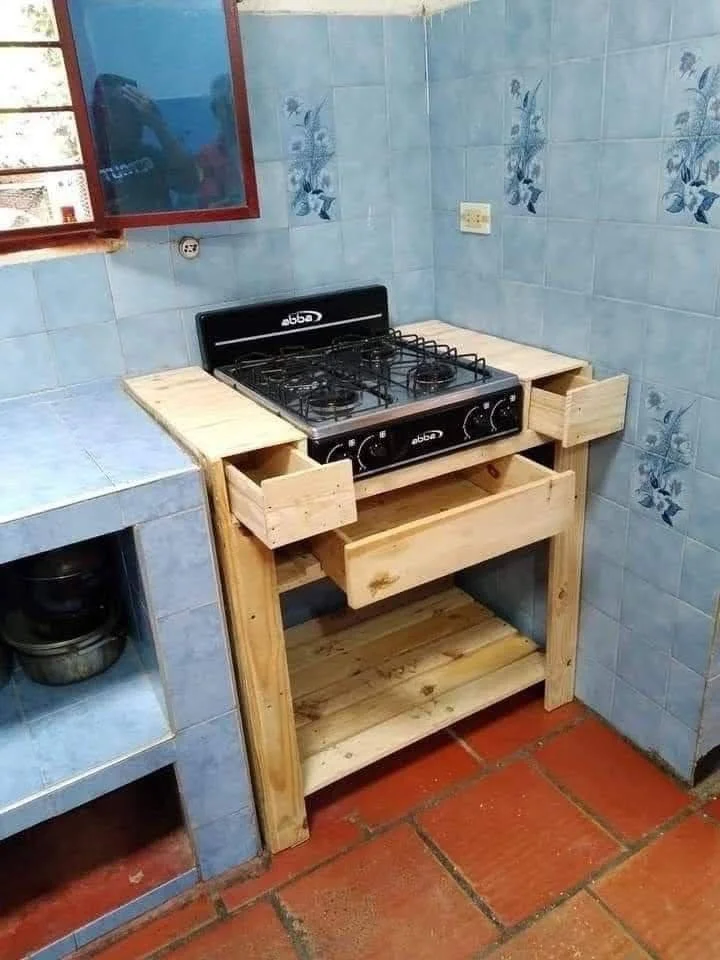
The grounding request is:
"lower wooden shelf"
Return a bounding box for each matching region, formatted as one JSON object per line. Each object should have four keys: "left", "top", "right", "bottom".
{"left": 285, "top": 583, "right": 545, "bottom": 796}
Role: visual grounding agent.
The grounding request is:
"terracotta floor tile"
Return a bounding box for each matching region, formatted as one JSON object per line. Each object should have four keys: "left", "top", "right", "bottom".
{"left": 87, "top": 896, "right": 217, "bottom": 960}
{"left": 594, "top": 814, "right": 720, "bottom": 959}
{"left": 318, "top": 731, "right": 481, "bottom": 829}
{"left": 419, "top": 761, "right": 621, "bottom": 926}
{"left": 221, "top": 792, "right": 364, "bottom": 911}
{"left": 163, "top": 901, "right": 296, "bottom": 960}
{"left": 453, "top": 689, "right": 584, "bottom": 762}
{"left": 704, "top": 795, "right": 720, "bottom": 821}
{"left": 280, "top": 824, "right": 497, "bottom": 960}
{"left": 485, "top": 892, "right": 650, "bottom": 959}
{"left": 536, "top": 718, "right": 690, "bottom": 841}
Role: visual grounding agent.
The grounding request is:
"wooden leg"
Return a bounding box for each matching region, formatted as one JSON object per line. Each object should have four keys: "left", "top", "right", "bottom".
{"left": 545, "top": 442, "right": 589, "bottom": 710}
{"left": 207, "top": 460, "right": 308, "bottom": 853}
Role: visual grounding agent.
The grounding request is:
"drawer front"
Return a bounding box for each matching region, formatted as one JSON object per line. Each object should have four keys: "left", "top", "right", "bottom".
{"left": 529, "top": 373, "right": 629, "bottom": 447}
{"left": 226, "top": 446, "right": 356, "bottom": 548}
{"left": 312, "top": 455, "right": 575, "bottom": 608}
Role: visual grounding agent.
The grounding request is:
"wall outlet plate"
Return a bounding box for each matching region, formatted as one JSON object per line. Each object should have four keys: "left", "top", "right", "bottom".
{"left": 459, "top": 202, "right": 491, "bottom": 235}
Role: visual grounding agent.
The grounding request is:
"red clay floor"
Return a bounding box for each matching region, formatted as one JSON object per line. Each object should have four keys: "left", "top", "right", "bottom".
{"left": 22, "top": 689, "right": 720, "bottom": 960}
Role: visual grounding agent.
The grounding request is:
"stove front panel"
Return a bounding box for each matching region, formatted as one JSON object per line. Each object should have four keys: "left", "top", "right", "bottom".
{"left": 308, "top": 386, "right": 524, "bottom": 478}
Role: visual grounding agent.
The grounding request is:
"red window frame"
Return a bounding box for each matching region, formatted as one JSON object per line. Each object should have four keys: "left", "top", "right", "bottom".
{"left": 0, "top": 0, "right": 259, "bottom": 256}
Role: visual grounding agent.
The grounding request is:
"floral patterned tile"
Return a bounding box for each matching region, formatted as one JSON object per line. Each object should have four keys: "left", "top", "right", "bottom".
{"left": 504, "top": 73, "right": 547, "bottom": 215}
{"left": 282, "top": 92, "right": 338, "bottom": 223}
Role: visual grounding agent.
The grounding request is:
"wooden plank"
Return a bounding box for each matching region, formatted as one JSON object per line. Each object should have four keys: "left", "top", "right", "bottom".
{"left": 303, "top": 652, "right": 546, "bottom": 795}
{"left": 207, "top": 461, "right": 308, "bottom": 853}
{"left": 563, "top": 374, "right": 629, "bottom": 447}
{"left": 275, "top": 546, "right": 326, "bottom": 593}
{"left": 545, "top": 442, "right": 588, "bottom": 710}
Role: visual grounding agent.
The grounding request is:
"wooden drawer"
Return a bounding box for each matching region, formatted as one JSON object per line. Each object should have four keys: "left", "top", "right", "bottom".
{"left": 528, "top": 371, "right": 629, "bottom": 447}
{"left": 225, "top": 445, "right": 356, "bottom": 548}
{"left": 311, "top": 454, "right": 575, "bottom": 608}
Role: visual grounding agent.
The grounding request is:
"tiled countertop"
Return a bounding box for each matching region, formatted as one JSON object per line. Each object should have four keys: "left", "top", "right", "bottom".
{"left": 0, "top": 380, "right": 201, "bottom": 564}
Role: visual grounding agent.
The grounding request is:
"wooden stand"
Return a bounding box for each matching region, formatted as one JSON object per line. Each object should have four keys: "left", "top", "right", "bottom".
{"left": 125, "top": 323, "right": 627, "bottom": 854}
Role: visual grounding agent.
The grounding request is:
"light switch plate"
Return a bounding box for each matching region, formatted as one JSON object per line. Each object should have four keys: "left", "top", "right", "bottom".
{"left": 459, "top": 202, "right": 491, "bottom": 235}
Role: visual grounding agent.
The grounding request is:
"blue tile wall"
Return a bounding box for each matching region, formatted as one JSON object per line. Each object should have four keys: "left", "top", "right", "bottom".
{"left": 428, "top": 0, "right": 720, "bottom": 780}
{"left": 0, "top": 15, "right": 432, "bottom": 402}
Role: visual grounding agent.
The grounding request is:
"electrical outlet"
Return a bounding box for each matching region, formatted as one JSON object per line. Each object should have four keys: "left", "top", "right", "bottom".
{"left": 459, "top": 202, "right": 491, "bottom": 235}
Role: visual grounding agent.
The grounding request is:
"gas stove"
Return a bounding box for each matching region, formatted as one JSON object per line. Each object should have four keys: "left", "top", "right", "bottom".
{"left": 197, "top": 286, "right": 522, "bottom": 478}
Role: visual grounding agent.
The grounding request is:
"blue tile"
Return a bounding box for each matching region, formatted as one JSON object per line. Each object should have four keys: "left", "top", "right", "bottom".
{"left": 334, "top": 85, "right": 388, "bottom": 161}
{"left": 105, "top": 242, "right": 179, "bottom": 318}
{"left": 635, "top": 381, "right": 700, "bottom": 466}
{"left": 696, "top": 398, "right": 720, "bottom": 478}
{"left": 172, "top": 236, "right": 241, "bottom": 306}
{"left": 579, "top": 603, "right": 620, "bottom": 671}
{"left": 19, "top": 493, "right": 125, "bottom": 558}
{"left": 582, "top": 548, "right": 624, "bottom": 618}
{"left": 138, "top": 508, "right": 217, "bottom": 619}
{"left": 575, "top": 654, "right": 615, "bottom": 720}
{"left": 502, "top": 216, "right": 547, "bottom": 284}
{"left": 673, "top": 599, "right": 713, "bottom": 673}
{"left": 546, "top": 142, "right": 600, "bottom": 220}
{"left": 699, "top": 675, "right": 720, "bottom": 754}
{"left": 593, "top": 223, "right": 653, "bottom": 302}
{"left": 429, "top": 79, "right": 467, "bottom": 147}
{"left": 50, "top": 323, "right": 124, "bottom": 386}
{"left": 432, "top": 148, "right": 465, "bottom": 212}
{"left": 625, "top": 510, "right": 685, "bottom": 594}
{"left": 389, "top": 83, "right": 429, "bottom": 152}
{"left": 590, "top": 297, "right": 648, "bottom": 374}
{"left": 588, "top": 436, "right": 634, "bottom": 504}
{"left": 467, "top": 73, "right": 505, "bottom": 146}
{"left": 234, "top": 229, "right": 293, "bottom": 299}
{"left": 550, "top": 59, "right": 603, "bottom": 142}
{"left": 74, "top": 870, "right": 197, "bottom": 948}
{"left": 598, "top": 140, "right": 663, "bottom": 223}
{"left": 241, "top": 15, "right": 331, "bottom": 90}
{"left": 552, "top": 0, "right": 609, "bottom": 61}
{"left": 666, "top": 658, "right": 704, "bottom": 729}
{"left": 434, "top": 210, "right": 501, "bottom": 277}
{"left": 30, "top": 934, "right": 77, "bottom": 960}
{"left": 621, "top": 570, "right": 677, "bottom": 651}
{"left": 704, "top": 323, "right": 720, "bottom": 399}
{"left": 337, "top": 158, "right": 390, "bottom": 221}
{"left": 428, "top": 7, "right": 465, "bottom": 82}
{"left": 671, "top": 0, "right": 720, "bottom": 39}
{"left": 603, "top": 47, "right": 667, "bottom": 139}
{"left": 0, "top": 687, "right": 45, "bottom": 810}
{"left": 464, "top": 0, "right": 505, "bottom": 74}
{"left": 585, "top": 494, "right": 629, "bottom": 565}
{"left": 501, "top": 282, "right": 544, "bottom": 344}
{"left": 506, "top": 0, "right": 552, "bottom": 68}
{"left": 383, "top": 16, "right": 427, "bottom": 86}
{"left": 246, "top": 86, "right": 282, "bottom": 162}
{"left": 195, "top": 807, "right": 261, "bottom": 879}
{"left": 117, "top": 310, "right": 187, "bottom": 377}
{"left": 392, "top": 269, "right": 434, "bottom": 322}
{"left": 175, "top": 712, "right": 253, "bottom": 827}
{"left": 120, "top": 471, "right": 203, "bottom": 527}
{"left": 609, "top": 0, "right": 672, "bottom": 50}
{"left": 290, "top": 222, "right": 345, "bottom": 291}
{"left": 0, "top": 333, "right": 58, "bottom": 399}
{"left": 233, "top": 162, "right": 289, "bottom": 233}
{"left": 35, "top": 255, "right": 114, "bottom": 330}
{"left": 681, "top": 537, "right": 720, "bottom": 615}
{"left": 466, "top": 146, "right": 505, "bottom": 210}
{"left": 689, "top": 471, "right": 720, "bottom": 552}
{"left": 644, "top": 307, "right": 713, "bottom": 392}
{"left": 390, "top": 149, "right": 431, "bottom": 213}
{"left": 545, "top": 220, "right": 594, "bottom": 293}
{"left": 649, "top": 228, "right": 720, "bottom": 315}
{"left": 612, "top": 675, "right": 663, "bottom": 752}
{"left": 329, "top": 16, "right": 385, "bottom": 86}
{"left": 657, "top": 711, "right": 696, "bottom": 780}
{"left": 392, "top": 212, "right": 434, "bottom": 272}
{"left": 0, "top": 263, "right": 43, "bottom": 338}
{"left": 541, "top": 289, "right": 591, "bottom": 357}
{"left": 342, "top": 217, "right": 393, "bottom": 283}
{"left": 617, "top": 626, "right": 670, "bottom": 705}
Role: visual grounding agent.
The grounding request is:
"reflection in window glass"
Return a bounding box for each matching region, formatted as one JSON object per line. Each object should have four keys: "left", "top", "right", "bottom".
{"left": 0, "top": 170, "right": 92, "bottom": 231}
{"left": 0, "top": 112, "right": 82, "bottom": 170}
{"left": 0, "top": 48, "right": 72, "bottom": 110}
{"left": 68, "top": 0, "right": 247, "bottom": 216}
{"left": 0, "top": 0, "right": 58, "bottom": 42}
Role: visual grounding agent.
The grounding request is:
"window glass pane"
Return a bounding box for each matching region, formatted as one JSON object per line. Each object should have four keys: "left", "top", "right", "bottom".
{"left": 0, "top": 111, "right": 83, "bottom": 170}
{"left": 0, "top": 169, "right": 92, "bottom": 231}
{"left": 68, "top": 0, "right": 248, "bottom": 216}
{"left": 0, "top": 48, "right": 72, "bottom": 109}
{"left": 0, "top": 0, "right": 59, "bottom": 41}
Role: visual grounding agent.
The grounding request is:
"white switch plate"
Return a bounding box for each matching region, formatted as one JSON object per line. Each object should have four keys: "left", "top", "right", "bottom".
{"left": 459, "top": 202, "right": 491, "bottom": 235}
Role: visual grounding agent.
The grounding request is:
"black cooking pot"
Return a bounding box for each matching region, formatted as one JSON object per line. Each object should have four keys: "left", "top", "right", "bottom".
{"left": 17, "top": 538, "right": 113, "bottom": 634}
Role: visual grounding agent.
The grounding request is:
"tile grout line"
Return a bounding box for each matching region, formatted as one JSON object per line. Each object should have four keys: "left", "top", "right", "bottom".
{"left": 584, "top": 886, "right": 662, "bottom": 960}
{"left": 270, "top": 891, "right": 316, "bottom": 960}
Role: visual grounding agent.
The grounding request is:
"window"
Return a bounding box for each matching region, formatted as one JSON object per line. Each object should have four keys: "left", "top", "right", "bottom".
{"left": 0, "top": 0, "right": 258, "bottom": 256}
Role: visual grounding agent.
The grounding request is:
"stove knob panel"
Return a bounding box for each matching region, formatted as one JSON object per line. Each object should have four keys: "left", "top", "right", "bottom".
{"left": 462, "top": 404, "right": 491, "bottom": 440}
{"left": 490, "top": 397, "right": 518, "bottom": 433}
{"left": 325, "top": 442, "right": 352, "bottom": 464}
{"left": 357, "top": 432, "right": 393, "bottom": 472}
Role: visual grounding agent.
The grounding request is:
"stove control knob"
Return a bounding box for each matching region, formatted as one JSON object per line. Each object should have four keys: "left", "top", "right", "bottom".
{"left": 462, "top": 404, "right": 490, "bottom": 440}
{"left": 325, "top": 443, "right": 351, "bottom": 463}
{"left": 357, "top": 433, "right": 392, "bottom": 471}
{"left": 490, "top": 397, "right": 517, "bottom": 433}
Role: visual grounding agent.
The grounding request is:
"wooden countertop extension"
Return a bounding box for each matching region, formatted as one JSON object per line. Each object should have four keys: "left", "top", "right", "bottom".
{"left": 125, "top": 321, "right": 586, "bottom": 465}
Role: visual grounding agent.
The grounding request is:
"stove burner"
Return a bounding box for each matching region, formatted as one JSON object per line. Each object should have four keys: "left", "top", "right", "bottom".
{"left": 361, "top": 339, "right": 397, "bottom": 364}
{"left": 308, "top": 385, "right": 360, "bottom": 418}
{"left": 409, "top": 360, "right": 457, "bottom": 391}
